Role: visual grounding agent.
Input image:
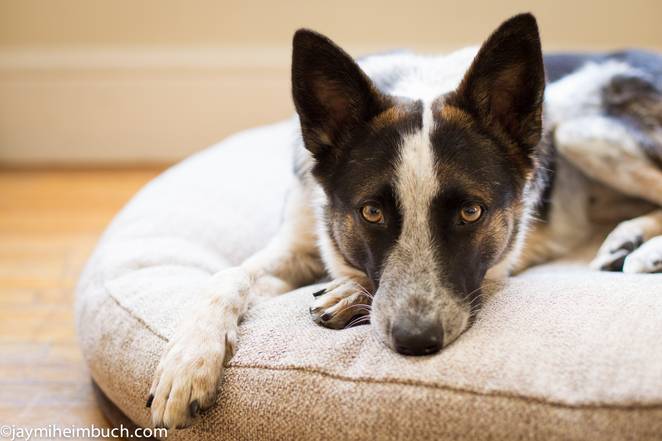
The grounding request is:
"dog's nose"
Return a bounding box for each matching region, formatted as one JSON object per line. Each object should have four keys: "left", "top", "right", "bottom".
{"left": 392, "top": 321, "right": 443, "bottom": 356}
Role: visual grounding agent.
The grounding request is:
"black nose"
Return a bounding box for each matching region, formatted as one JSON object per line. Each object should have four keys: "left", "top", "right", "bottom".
{"left": 392, "top": 321, "right": 443, "bottom": 356}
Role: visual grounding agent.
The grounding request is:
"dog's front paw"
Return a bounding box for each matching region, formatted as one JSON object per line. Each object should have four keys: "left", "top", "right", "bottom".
{"left": 309, "top": 278, "right": 372, "bottom": 329}
{"left": 591, "top": 220, "right": 645, "bottom": 271}
{"left": 622, "top": 235, "right": 662, "bottom": 273}
{"left": 147, "top": 322, "right": 236, "bottom": 429}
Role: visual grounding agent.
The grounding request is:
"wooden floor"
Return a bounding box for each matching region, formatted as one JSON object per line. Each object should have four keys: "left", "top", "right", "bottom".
{"left": 0, "top": 167, "right": 164, "bottom": 435}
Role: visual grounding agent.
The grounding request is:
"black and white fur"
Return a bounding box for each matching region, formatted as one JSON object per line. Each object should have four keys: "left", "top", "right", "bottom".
{"left": 147, "top": 14, "right": 662, "bottom": 428}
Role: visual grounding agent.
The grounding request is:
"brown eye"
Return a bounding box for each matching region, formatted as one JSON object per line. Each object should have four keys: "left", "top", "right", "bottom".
{"left": 460, "top": 203, "right": 483, "bottom": 224}
{"left": 361, "top": 204, "right": 384, "bottom": 224}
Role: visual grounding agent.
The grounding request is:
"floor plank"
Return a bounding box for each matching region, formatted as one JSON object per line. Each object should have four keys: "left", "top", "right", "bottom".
{"left": 0, "top": 167, "right": 164, "bottom": 438}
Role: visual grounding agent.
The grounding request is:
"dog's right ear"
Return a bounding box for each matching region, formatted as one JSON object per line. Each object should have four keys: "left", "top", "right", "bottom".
{"left": 292, "top": 29, "right": 387, "bottom": 158}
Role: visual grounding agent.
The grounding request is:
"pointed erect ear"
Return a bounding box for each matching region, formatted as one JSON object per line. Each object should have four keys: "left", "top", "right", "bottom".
{"left": 291, "top": 29, "right": 388, "bottom": 156}
{"left": 451, "top": 13, "right": 545, "bottom": 155}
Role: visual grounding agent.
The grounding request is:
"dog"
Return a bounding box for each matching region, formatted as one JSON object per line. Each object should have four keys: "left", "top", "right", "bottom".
{"left": 146, "top": 13, "right": 662, "bottom": 428}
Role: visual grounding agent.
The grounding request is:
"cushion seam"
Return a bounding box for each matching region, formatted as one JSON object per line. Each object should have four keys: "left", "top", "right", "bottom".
{"left": 99, "top": 281, "right": 662, "bottom": 411}
{"left": 107, "top": 291, "right": 169, "bottom": 343}
{"left": 226, "top": 363, "right": 662, "bottom": 411}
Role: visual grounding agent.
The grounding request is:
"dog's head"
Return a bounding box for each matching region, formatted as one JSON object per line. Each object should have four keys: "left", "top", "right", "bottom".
{"left": 292, "top": 14, "right": 545, "bottom": 355}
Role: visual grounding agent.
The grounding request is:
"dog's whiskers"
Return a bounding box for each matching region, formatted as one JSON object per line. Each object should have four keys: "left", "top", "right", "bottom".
{"left": 356, "top": 284, "right": 374, "bottom": 300}
{"left": 459, "top": 281, "right": 498, "bottom": 303}
{"left": 460, "top": 280, "right": 503, "bottom": 319}
{"left": 469, "top": 304, "right": 483, "bottom": 316}
{"left": 469, "top": 301, "right": 482, "bottom": 310}
{"left": 333, "top": 303, "right": 372, "bottom": 318}
{"left": 345, "top": 314, "right": 371, "bottom": 329}
{"left": 459, "top": 287, "right": 481, "bottom": 302}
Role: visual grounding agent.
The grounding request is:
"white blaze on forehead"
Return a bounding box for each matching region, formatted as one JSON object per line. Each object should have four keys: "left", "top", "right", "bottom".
{"left": 388, "top": 100, "right": 440, "bottom": 287}
{"left": 395, "top": 101, "right": 439, "bottom": 238}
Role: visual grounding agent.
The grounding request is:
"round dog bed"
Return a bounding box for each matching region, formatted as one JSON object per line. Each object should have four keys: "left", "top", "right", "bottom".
{"left": 75, "top": 120, "right": 662, "bottom": 441}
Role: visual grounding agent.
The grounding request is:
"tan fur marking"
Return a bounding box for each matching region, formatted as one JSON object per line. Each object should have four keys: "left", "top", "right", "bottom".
{"left": 371, "top": 105, "right": 408, "bottom": 130}
{"left": 473, "top": 206, "right": 515, "bottom": 264}
{"left": 331, "top": 213, "right": 362, "bottom": 270}
{"left": 440, "top": 105, "right": 474, "bottom": 128}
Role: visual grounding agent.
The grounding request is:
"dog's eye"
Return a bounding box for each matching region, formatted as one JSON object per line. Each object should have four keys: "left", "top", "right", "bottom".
{"left": 361, "top": 204, "right": 384, "bottom": 224}
{"left": 459, "top": 203, "right": 483, "bottom": 224}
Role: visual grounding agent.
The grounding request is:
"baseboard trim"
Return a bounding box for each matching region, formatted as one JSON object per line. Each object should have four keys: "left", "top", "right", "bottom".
{"left": 0, "top": 47, "right": 294, "bottom": 164}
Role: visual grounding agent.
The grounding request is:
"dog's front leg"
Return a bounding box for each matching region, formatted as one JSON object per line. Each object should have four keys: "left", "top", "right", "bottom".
{"left": 148, "top": 181, "right": 325, "bottom": 429}
{"left": 148, "top": 267, "right": 250, "bottom": 429}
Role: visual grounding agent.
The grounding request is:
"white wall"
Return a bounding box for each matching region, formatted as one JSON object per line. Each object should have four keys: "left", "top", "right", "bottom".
{"left": 1, "top": 0, "right": 661, "bottom": 164}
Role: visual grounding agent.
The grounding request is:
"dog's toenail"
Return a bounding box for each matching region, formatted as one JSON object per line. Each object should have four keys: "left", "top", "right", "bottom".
{"left": 146, "top": 394, "right": 154, "bottom": 408}
{"left": 321, "top": 312, "right": 331, "bottom": 321}
{"left": 312, "top": 289, "right": 326, "bottom": 297}
{"left": 189, "top": 399, "right": 200, "bottom": 417}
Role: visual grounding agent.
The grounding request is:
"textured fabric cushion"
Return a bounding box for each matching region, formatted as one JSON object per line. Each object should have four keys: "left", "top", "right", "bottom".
{"left": 75, "top": 120, "right": 662, "bottom": 441}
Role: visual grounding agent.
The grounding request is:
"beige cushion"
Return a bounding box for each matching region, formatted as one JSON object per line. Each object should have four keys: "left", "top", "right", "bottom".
{"left": 75, "top": 120, "right": 662, "bottom": 440}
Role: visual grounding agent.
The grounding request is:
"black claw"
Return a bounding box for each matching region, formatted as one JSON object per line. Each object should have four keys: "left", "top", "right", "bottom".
{"left": 321, "top": 312, "right": 332, "bottom": 322}
{"left": 189, "top": 400, "right": 200, "bottom": 418}
{"left": 146, "top": 394, "right": 154, "bottom": 408}
{"left": 602, "top": 250, "right": 629, "bottom": 272}
{"left": 312, "top": 289, "right": 326, "bottom": 297}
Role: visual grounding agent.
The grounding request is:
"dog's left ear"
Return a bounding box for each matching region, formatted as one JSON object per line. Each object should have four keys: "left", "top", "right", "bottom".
{"left": 451, "top": 13, "right": 545, "bottom": 157}
{"left": 291, "top": 29, "right": 388, "bottom": 159}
